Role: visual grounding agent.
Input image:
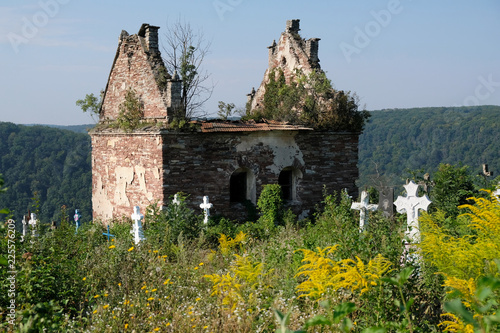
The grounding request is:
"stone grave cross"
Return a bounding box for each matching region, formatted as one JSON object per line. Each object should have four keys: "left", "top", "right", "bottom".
{"left": 21, "top": 214, "right": 28, "bottom": 242}
{"left": 493, "top": 183, "right": 500, "bottom": 202}
{"left": 74, "top": 209, "right": 81, "bottom": 233}
{"left": 394, "top": 181, "right": 431, "bottom": 243}
{"left": 200, "top": 196, "right": 213, "bottom": 224}
{"left": 28, "top": 213, "right": 39, "bottom": 242}
{"left": 130, "top": 206, "right": 146, "bottom": 245}
{"left": 351, "top": 191, "right": 378, "bottom": 231}
{"left": 172, "top": 193, "right": 181, "bottom": 205}
{"left": 378, "top": 187, "right": 394, "bottom": 218}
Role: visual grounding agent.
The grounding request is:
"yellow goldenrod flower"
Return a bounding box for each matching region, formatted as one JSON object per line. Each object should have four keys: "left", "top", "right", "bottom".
{"left": 203, "top": 326, "right": 208, "bottom": 329}
{"left": 141, "top": 285, "right": 147, "bottom": 290}
{"left": 166, "top": 323, "right": 170, "bottom": 327}
{"left": 154, "top": 328, "right": 160, "bottom": 331}
{"left": 219, "top": 231, "right": 248, "bottom": 255}
{"left": 103, "top": 304, "right": 109, "bottom": 309}
{"left": 124, "top": 323, "right": 128, "bottom": 329}
{"left": 196, "top": 297, "right": 201, "bottom": 301}
{"left": 94, "top": 295, "right": 100, "bottom": 298}
{"left": 128, "top": 246, "right": 134, "bottom": 252}
{"left": 151, "top": 288, "right": 157, "bottom": 292}
{"left": 153, "top": 250, "right": 158, "bottom": 253}
{"left": 82, "top": 277, "right": 86, "bottom": 281}
{"left": 104, "top": 293, "right": 108, "bottom": 297}
{"left": 194, "top": 266, "right": 199, "bottom": 270}
{"left": 199, "top": 262, "right": 204, "bottom": 266}
{"left": 93, "top": 309, "right": 97, "bottom": 314}
{"left": 118, "top": 283, "right": 121, "bottom": 287}
{"left": 147, "top": 303, "right": 150, "bottom": 306}
{"left": 148, "top": 297, "right": 154, "bottom": 301}
{"left": 163, "top": 279, "right": 170, "bottom": 285}
{"left": 188, "top": 311, "right": 193, "bottom": 315}
{"left": 108, "top": 245, "right": 115, "bottom": 249}
{"left": 192, "top": 325, "right": 196, "bottom": 328}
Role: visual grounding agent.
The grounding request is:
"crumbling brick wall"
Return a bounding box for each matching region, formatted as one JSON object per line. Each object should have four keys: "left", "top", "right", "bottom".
{"left": 91, "top": 130, "right": 164, "bottom": 221}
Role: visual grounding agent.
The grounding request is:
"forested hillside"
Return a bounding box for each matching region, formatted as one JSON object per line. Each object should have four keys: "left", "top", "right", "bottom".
{"left": 0, "top": 122, "right": 92, "bottom": 222}
{"left": 358, "top": 105, "right": 500, "bottom": 188}
{"left": 0, "top": 105, "right": 498, "bottom": 223}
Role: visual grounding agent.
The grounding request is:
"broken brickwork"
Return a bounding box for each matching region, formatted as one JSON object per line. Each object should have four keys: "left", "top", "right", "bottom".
{"left": 248, "top": 19, "right": 322, "bottom": 110}
{"left": 91, "top": 22, "right": 361, "bottom": 222}
{"left": 100, "top": 24, "right": 181, "bottom": 122}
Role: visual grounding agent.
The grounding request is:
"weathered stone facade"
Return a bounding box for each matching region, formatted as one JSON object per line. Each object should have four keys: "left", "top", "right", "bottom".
{"left": 91, "top": 131, "right": 164, "bottom": 220}
{"left": 248, "top": 19, "right": 322, "bottom": 110}
{"left": 91, "top": 22, "right": 361, "bottom": 222}
{"left": 92, "top": 126, "right": 358, "bottom": 221}
{"left": 100, "top": 24, "right": 181, "bottom": 122}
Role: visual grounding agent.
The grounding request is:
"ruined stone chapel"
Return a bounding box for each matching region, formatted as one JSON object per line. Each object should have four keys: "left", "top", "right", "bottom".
{"left": 90, "top": 20, "right": 360, "bottom": 221}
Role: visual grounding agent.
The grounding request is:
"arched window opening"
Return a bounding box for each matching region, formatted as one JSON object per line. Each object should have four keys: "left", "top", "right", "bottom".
{"left": 279, "top": 169, "right": 293, "bottom": 200}
{"left": 278, "top": 167, "right": 302, "bottom": 202}
{"left": 230, "top": 168, "right": 256, "bottom": 204}
{"left": 230, "top": 170, "right": 247, "bottom": 203}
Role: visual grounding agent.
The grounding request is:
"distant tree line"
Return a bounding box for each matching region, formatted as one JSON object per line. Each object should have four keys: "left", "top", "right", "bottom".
{"left": 0, "top": 122, "right": 92, "bottom": 223}
{"left": 0, "top": 105, "right": 498, "bottom": 224}
{"left": 358, "top": 105, "right": 500, "bottom": 189}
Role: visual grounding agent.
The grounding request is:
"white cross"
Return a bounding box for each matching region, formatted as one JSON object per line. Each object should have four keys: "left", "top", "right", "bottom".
{"left": 28, "top": 213, "right": 39, "bottom": 242}
{"left": 21, "top": 215, "right": 28, "bottom": 241}
{"left": 351, "top": 191, "right": 378, "bottom": 231}
{"left": 394, "top": 181, "right": 431, "bottom": 243}
{"left": 130, "top": 206, "right": 146, "bottom": 245}
{"left": 200, "top": 196, "right": 213, "bottom": 224}
{"left": 172, "top": 193, "right": 181, "bottom": 205}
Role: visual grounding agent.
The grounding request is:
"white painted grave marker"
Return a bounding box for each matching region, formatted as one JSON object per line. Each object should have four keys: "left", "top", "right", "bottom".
{"left": 200, "top": 196, "right": 213, "bottom": 224}
{"left": 130, "top": 206, "right": 146, "bottom": 245}
{"left": 394, "top": 181, "right": 431, "bottom": 243}
{"left": 28, "top": 213, "right": 39, "bottom": 242}
{"left": 351, "top": 191, "right": 378, "bottom": 231}
{"left": 21, "top": 215, "right": 28, "bottom": 242}
{"left": 172, "top": 193, "right": 181, "bottom": 205}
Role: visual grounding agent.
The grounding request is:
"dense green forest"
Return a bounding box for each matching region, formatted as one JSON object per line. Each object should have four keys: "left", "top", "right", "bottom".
{"left": 0, "top": 105, "right": 498, "bottom": 224}
{"left": 358, "top": 105, "right": 500, "bottom": 188}
{"left": 0, "top": 123, "right": 92, "bottom": 222}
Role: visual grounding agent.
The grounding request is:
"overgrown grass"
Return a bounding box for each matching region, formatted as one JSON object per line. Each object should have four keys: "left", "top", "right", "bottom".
{"left": 1, "top": 186, "right": 499, "bottom": 332}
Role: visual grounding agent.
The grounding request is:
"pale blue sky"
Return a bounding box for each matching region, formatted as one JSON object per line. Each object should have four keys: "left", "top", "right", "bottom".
{"left": 1, "top": 0, "right": 499, "bottom": 125}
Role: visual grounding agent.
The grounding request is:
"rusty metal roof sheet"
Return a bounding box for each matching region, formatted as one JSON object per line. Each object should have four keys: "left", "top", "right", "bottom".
{"left": 199, "top": 121, "right": 313, "bottom": 133}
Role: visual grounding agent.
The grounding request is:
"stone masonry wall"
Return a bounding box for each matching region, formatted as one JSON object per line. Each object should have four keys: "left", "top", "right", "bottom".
{"left": 100, "top": 34, "right": 168, "bottom": 121}
{"left": 162, "top": 130, "right": 358, "bottom": 220}
{"left": 91, "top": 129, "right": 358, "bottom": 221}
{"left": 91, "top": 132, "right": 164, "bottom": 221}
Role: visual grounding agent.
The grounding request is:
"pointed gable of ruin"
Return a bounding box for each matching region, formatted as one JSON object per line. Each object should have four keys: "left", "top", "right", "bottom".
{"left": 100, "top": 23, "right": 181, "bottom": 122}
{"left": 248, "top": 19, "right": 321, "bottom": 111}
